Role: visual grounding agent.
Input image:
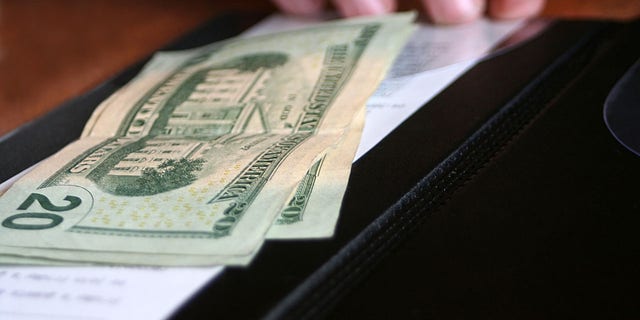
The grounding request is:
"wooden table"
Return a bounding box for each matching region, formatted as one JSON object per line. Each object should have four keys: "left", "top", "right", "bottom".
{"left": 1, "top": 0, "right": 638, "bottom": 138}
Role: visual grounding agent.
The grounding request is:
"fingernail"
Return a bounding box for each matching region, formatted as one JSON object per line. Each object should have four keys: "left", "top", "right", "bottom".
{"left": 425, "top": 0, "right": 485, "bottom": 24}
{"left": 336, "top": 0, "right": 395, "bottom": 17}
{"left": 272, "top": 0, "right": 326, "bottom": 15}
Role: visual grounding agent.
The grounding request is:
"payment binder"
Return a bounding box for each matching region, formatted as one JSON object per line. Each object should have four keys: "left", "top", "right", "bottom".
{"left": 1, "top": 12, "right": 639, "bottom": 319}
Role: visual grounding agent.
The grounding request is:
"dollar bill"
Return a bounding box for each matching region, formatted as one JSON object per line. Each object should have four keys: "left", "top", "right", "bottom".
{"left": 0, "top": 13, "right": 414, "bottom": 266}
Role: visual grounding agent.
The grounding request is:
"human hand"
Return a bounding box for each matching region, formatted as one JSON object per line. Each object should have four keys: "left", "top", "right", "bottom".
{"left": 272, "top": 0, "right": 546, "bottom": 24}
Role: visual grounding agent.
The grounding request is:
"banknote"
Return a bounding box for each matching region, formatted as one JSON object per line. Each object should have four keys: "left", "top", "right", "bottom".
{"left": 0, "top": 13, "right": 414, "bottom": 266}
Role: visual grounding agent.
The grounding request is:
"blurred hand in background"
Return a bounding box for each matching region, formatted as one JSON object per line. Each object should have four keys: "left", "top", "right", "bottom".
{"left": 272, "top": 0, "right": 545, "bottom": 24}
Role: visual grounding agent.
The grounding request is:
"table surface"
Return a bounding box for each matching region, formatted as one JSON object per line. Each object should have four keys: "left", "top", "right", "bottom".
{"left": 0, "top": 0, "right": 638, "bottom": 138}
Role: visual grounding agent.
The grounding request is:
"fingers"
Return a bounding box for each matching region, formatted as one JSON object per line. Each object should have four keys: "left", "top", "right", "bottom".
{"left": 271, "top": 0, "right": 327, "bottom": 16}
{"left": 421, "top": 0, "right": 486, "bottom": 24}
{"left": 273, "top": 0, "right": 545, "bottom": 22}
{"left": 272, "top": 0, "right": 396, "bottom": 17}
{"left": 488, "top": 0, "right": 545, "bottom": 19}
{"left": 332, "top": 0, "right": 396, "bottom": 17}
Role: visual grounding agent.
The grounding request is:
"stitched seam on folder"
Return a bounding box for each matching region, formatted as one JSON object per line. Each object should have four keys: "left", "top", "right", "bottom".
{"left": 307, "top": 50, "right": 596, "bottom": 319}
{"left": 265, "top": 23, "right": 614, "bottom": 320}
{"left": 299, "top": 110, "right": 526, "bottom": 318}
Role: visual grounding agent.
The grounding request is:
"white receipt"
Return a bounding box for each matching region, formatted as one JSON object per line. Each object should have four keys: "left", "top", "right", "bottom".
{"left": 0, "top": 13, "right": 524, "bottom": 320}
{"left": 0, "top": 267, "right": 221, "bottom": 320}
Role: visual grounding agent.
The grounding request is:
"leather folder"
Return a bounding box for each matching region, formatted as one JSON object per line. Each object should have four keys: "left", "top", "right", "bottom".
{"left": 1, "top": 12, "right": 639, "bottom": 319}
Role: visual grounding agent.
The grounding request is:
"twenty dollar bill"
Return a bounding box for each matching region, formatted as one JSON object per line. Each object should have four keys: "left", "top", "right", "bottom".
{"left": 0, "top": 13, "right": 414, "bottom": 266}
